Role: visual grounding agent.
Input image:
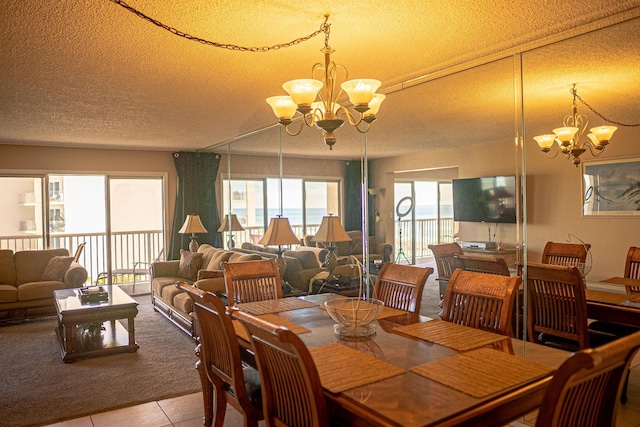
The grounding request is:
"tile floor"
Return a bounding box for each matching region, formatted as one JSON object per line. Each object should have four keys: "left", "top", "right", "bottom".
{"left": 43, "top": 349, "right": 640, "bottom": 427}
{"left": 46, "top": 259, "right": 640, "bottom": 426}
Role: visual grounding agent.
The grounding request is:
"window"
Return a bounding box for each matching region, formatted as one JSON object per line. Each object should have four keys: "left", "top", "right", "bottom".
{"left": 223, "top": 178, "right": 340, "bottom": 246}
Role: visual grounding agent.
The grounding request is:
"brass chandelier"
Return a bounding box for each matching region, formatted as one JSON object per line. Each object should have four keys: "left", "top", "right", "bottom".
{"left": 533, "top": 84, "right": 617, "bottom": 167}
{"left": 266, "top": 16, "right": 385, "bottom": 150}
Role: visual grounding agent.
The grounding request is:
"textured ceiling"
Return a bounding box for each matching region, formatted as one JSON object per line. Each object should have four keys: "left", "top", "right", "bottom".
{"left": 1, "top": 0, "right": 639, "bottom": 159}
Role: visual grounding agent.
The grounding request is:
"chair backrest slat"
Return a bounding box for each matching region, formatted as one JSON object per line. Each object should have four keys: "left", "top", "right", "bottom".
{"left": 541, "top": 241, "right": 590, "bottom": 265}
{"left": 526, "top": 262, "right": 589, "bottom": 349}
{"left": 428, "top": 243, "right": 463, "bottom": 282}
{"left": 223, "top": 259, "right": 283, "bottom": 305}
{"left": 536, "top": 330, "right": 640, "bottom": 427}
{"left": 373, "top": 263, "right": 433, "bottom": 314}
{"left": 455, "top": 254, "right": 511, "bottom": 276}
{"left": 178, "top": 283, "right": 262, "bottom": 426}
{"left": 442, "top": 269, "right": 520, "bottom": 335}
{"left": 625, "top": 246, "right": 640, "bottom": 294}
{"left": 235, "top": 311, "right": 329, "bottom": 427}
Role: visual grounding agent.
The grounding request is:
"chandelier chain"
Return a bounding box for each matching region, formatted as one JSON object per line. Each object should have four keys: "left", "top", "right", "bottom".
{"left": 107, "top": 0, "right": 327, "bottom": 52}
{"left": 574, "top": 91, "right": 640, "bottom": 127}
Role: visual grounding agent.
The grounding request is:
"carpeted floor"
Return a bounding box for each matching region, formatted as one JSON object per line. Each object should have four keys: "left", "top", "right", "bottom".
{"left": 0, "top": 296, "right": 202, "bottom": 427}
{"left": 416, "top": 259, "right": 441, "bottom": 319}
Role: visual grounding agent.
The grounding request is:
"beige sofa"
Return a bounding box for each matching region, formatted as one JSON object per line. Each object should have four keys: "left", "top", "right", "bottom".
{"left": 303, "top": 230, "right": 393, "bottom": 263}
{"left": 150, "top": 244, "right": 263, "bottom": 337}
{"left": 0, "top": 248, "right": 88, "bottom": 321}
{"left": 234, "top": 242, "right": 331, "bottom": 291}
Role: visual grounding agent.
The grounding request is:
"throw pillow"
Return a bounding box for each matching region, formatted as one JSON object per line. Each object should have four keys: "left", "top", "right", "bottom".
{"left": 196, "top": 269, "right": 224, "bottom": 281}
{"left": 178, "top": 250, "right": 203, "bottom": 281}
{"left": 41, "top": 256, "right": 74, "bottom": 281}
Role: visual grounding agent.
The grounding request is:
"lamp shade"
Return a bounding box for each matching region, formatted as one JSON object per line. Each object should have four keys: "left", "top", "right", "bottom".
{"left": 363, "top": 93, "right": 386, "bottom": 117}
{"left": 313, "top": 215, "right": 351, "bottom": 243}
{"left": 533, "top": 134, "right": 557, "bottom": 151}
{"left": 217, "top": 214, "right": 245, "bottom": 232}
{"left": 340, "top": 79, "right": 381, "bottom": 106}
{"left": 552, "top": 126, "right": 579, "bottom": 144}
{"left": 266, "top": 96, "right": 297, "bottom": 120}
{"left": 282, "top": 79, "right": 323, "bottom": 106}
{"left": 259, "top": 217, "right": 300, "bottom": 246}
{"left": 178, "top": 215, "right": 208, "bottom": 234}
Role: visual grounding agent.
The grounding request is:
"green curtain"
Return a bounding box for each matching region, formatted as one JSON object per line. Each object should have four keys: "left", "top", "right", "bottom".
{"left": 169, "top": 151, "right": 222, "bottom": 260}
{"left": 344, "top": 160, "right": 374, "bottom": 235}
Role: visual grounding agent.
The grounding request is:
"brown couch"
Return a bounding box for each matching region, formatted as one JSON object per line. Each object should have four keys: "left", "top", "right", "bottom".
{"left": 150, "top": 244, "right": 263, "bottom": 337}
{"left": 302, "top": 230, "right": 393, "bottom": 263}
{"left": 0, "top": 248, "right": 88, "bottom": 321}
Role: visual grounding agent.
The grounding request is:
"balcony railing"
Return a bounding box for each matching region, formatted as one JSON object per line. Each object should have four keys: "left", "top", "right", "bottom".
{"left": 394, "top": 217, "right": 455, "bottom": 261}
{"left": 0, "top": 231, "right": 163, "bottom": 285}
{"left": 0, "top": 219, "right": 451, "bottom": 285}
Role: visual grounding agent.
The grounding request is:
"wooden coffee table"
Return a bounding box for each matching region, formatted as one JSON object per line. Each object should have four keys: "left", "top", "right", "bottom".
{"left": 53, "top": 285, "right": 139, "bottom": 363}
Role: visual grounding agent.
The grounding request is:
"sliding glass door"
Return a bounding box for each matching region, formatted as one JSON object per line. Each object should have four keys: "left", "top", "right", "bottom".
{"left": 0, "top": 173, "right": 165, "bottom": 293}
{"left": 108, "top": 177, "right": 164, "bottom": 294}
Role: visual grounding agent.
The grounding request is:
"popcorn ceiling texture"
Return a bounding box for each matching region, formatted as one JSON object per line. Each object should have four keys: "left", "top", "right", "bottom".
{"left": 0, "top": 1, "right": 638, "bottom": 159}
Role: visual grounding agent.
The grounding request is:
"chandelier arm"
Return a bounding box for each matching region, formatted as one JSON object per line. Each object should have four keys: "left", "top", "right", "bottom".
{"left": 338, "top": 108, "right": 364, "bottom": 127}
{"left": 582, "top": 141, "right": 605, "bottom": 157}
{"left": 284, "top": 120, "right": 305, "bottom": 136}
{"left": 544, "top": 145, "right": 561, "bottom": 159}
{"left": 303, "top": 112, "right": 317, "bottom": 128}
{"left": 354, "top": 121, "right": 372, "bottom": 134}
{"left": 106, "top": 0, "right": 327, "bottom": 52}
{"left": 574, "top": 92, "right": 640, "bottom": 127}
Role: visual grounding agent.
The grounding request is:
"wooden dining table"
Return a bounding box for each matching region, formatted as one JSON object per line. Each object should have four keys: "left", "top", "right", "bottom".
{"left": 586, "top": 277, "right": 640, "bottom": 328}
{"left": 231, "top": 294, "right": 570, "bottom": 427}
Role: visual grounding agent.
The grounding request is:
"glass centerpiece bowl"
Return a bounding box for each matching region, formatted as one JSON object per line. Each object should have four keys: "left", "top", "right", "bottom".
{"left": 324, "top": 297, "right": 384, "bottom": 338}
{"left": 324, "top": 256, "right": 383, "bottom": 338}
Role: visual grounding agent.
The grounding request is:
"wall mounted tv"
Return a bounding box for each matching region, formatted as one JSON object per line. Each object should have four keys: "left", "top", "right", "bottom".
{"left": 452, "top": 175, "right": 517, "bottom": 223}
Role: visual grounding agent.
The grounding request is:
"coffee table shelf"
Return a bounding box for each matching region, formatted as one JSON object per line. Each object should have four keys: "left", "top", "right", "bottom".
{"left": 53, "top": 286, "right": 139, "bottom": 363}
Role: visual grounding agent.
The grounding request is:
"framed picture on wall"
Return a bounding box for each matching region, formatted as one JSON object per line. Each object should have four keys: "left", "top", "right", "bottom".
{"left": 582, "top": 157, "right": 640, "bottom": 217}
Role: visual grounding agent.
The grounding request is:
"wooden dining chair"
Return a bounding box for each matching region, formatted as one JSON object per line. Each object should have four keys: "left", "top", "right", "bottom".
{"left": 535, "top": 330, "right": 640, "bottom": 427}
{"left": 372, "top": 263, "right": 434, "bottom": 314}
{"left": 428, "top": 242, "right": 463, "bottom": 299}
{"left": 624, "top": 246, "right": 640, "bottom": 294}
{"left": 541, "top": 241, "right": 590, "bottom": 265}
{"left": 589, "top": 246, "right": 640, "bottom": 339}
{"left": 234, "top": 311, "right": 329, "bottom": 427}
{"left": 72, "top": 242, "right": 86, "bottom": 263}
{"left": 178, "top": 283, "right": 263, "bottom": 427}
{"left": 442, "top": 269, "right": 521, "bottom": 335}
{"left": 454, "top": 254, "right": 511, "bottom": 276}
{"left": 526, "top": 262, "right": 616, "bottom": 351}
{"left": 222, "top": 259, "right": 283, "bottom": 306}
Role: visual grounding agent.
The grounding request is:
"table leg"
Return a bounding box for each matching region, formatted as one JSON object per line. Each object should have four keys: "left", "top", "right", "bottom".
{"left": 66, "top": 324, "right": 76, "bottom": 354}
{"left": 128, "top": 317, "right": 135, "bottom": 345}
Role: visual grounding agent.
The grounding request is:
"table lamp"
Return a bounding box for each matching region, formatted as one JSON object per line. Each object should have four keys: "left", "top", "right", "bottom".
{"left": 313, "top": 214, "right": 352, "bottom": 282}
{"left": 217, "top": 214, "right": 245, "bottom": 249}
{"left": 178, "top": 214, "right": 208, "bottom": 252}
{"left": 259, "top": 215, "right": 301, "bottom": 278}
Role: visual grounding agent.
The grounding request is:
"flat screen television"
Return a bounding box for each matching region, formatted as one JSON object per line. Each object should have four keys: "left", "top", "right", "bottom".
{"left": 452, "top": 175, "right": 517, "bottom": 223}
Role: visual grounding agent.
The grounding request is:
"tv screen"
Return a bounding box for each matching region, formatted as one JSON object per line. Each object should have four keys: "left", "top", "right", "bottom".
{"left": 452, "top": 176, "right": 517, "bottom": 223}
